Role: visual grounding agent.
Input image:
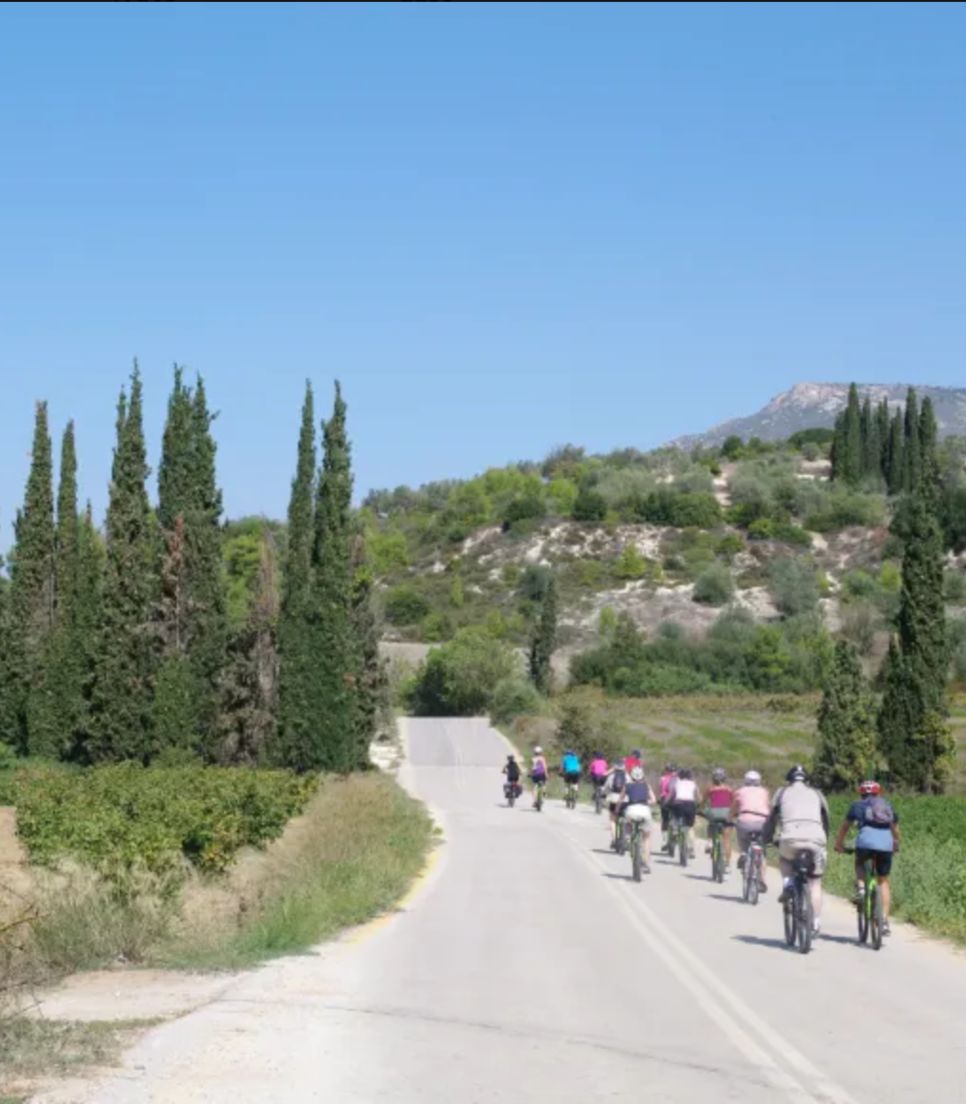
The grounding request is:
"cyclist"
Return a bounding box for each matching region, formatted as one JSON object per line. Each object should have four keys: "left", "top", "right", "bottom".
{"left": 704, "top": 767, "right": 734, "bottom": 872}
{"left": 624, "top": 747, "right": 644, "bottom": 774}
{"left": 620, "top": 766, "right": 655, "bottom": 873}
{"left": 732, "top": 769, "right": 770, "bottom": 892}
{"left": 668, "top": 767, "right": 699, "bottom": 858}
{"left": 833, "top": 780, "right": 900, "bottom": 936}
{"left": 561, "top": 749, "right": 582, "bottom": 802}
{"left": 658, "top": 762, "right": 678, "bottom": 852}
{"left": 589, "top": 749, "right": 609, "bottom": 794}
{"left": 605, "top": 757, "right": 628, "bottom": 845}
{"left": 530, "top": 746, "right": 548, "bottom": 806}
{"left": 502, "top": 755, "right": 522, "bottom": 802}
{"left": 763, "top": 765, "right": 829, "bottom": 936}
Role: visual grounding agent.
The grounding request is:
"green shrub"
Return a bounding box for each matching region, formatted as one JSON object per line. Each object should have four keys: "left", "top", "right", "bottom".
{"left": 408, "top": 627, "right": 518, "bottom": 716}
{"left": 384, "top": 584, "right": 431, "bottom": 625}
{"left": 768, "top": 557, "right": 820, "bottom": 616}
{"left": 490, "top": 677, "right": 544, "bottom": 726}
{"left": 572, "top": 488, "right": 607, "bottom": 522}
{"left": 944, "top": 570, "right": 966, "bottom": 604}
{"left": 10, "top": 764, "right": 317, "bottom": 880}
{"left": 747, "top": 517, "right": 776, "bottom": 540}
{"left": 615, "top": 544, "right": 649, "bottom": 580}
{"left": 420, "top": 611, "right": 453, "bottom": 642}
{"left": 693, "top": 564, "right": 734, "bottom": 606}
{"left": 0, "top": 741, "right": 15, "bottom": 771}
{"left": 715, "top": 533, "right": 745, "bottom": 559}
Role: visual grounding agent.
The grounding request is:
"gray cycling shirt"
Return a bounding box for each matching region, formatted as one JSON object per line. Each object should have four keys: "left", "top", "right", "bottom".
{"left": 770, "top": 782, "right": 829, "bottom": 844}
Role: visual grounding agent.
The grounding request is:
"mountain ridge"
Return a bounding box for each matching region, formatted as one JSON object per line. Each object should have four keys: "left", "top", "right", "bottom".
{"left": 670, "top": 382, "right": 966, "bottom": 450}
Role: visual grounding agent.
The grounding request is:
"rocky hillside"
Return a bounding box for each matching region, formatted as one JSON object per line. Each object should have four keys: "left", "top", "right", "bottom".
{"left": 671, "top": 383, "right": 966, "bottom": 450}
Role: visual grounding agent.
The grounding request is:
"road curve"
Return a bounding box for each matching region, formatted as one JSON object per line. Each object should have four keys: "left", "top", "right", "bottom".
{"left": 42, "top": 718, "right": 966, "bottom": 1103}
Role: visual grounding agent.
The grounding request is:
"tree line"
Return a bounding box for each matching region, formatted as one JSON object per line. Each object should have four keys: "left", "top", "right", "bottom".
{"left": 0, "top": 367, "right": 385, "bottom": 773}
{"left": 816, "top": 388, "right": 953, "bottom": 793}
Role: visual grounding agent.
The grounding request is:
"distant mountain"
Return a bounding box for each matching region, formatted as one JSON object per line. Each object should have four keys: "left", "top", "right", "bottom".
{"left": 670, "top": 383, "right": 966, "bottom": 450}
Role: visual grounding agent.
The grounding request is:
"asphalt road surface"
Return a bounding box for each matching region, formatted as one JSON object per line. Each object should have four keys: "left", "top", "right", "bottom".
{"left": 45, "top": 717, "right": 966, "bottom": 1103}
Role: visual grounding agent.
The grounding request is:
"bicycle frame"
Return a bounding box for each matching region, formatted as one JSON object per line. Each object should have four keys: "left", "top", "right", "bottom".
{"left": 845, "top": 847, "right": 884, "bottom": 950}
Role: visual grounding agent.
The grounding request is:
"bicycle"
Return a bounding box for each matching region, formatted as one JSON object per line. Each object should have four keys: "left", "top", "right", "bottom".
{"left": 740, "top": 831, "right": 765, "bottom": 905}
{"left": 503, "top": 781, "right": 522, "bottom": 808}
{"left": 623, "top": 806, "right": 652, "bottom": 882}
{"left": 533, "top": 779, "right": 545, "bottom": 812}
{"left": 844, "top": 847, "right": 885, "bottom": 951}
{"left": 564, "top": 778, "right": 579, "bottom": 810}
{"left": 778, "top": 847, "right": 815, "bottom": 955}
{"left": 668, "top": 812, "right": 689, "bottom": 867}
{"left": 700, "top": 812, "right": 731, "bottom": 883}
{"left": 592, "top": 780, "right": 606, "bottom": 815}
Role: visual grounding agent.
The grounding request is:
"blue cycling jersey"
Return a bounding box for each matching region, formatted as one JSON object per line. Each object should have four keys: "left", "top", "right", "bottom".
{"left": 562, "top": 754, "right": 581, "bottom": 774}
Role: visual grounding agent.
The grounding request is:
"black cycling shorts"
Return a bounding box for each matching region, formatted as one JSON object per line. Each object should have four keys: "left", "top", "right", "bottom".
{"left": 564, "top": 772, "right": 581, "bottom": 785}
{"left": 855, "top": 848, "right": 893, "bottom": 877}
{"left": 669, "top": 800, "right": 696, "bottom": 828}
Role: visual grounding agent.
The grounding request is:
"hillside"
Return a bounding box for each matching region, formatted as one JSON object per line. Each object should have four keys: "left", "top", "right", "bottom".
{"left": 364, "top": 422, "right": 966, "bottom": 694}
{"left": 670, "top": 382, "right": 966, "bottom": 450}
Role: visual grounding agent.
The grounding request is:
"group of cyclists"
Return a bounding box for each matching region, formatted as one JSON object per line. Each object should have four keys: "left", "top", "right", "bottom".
{"left": 502, "top": 748, "right": 901, "bottom": 939}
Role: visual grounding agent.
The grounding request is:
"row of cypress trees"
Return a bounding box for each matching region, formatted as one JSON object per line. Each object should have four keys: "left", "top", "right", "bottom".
{"left": 830, "top": 383, "right": 931, "bottom": 494}
{"left": 0, "top": 368, "right": 383, "bottom": 773}
{"left": 814, "top": 387, "right": 954, "bottom": 792}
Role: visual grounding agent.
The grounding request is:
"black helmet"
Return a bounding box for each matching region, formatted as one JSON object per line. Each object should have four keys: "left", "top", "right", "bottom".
{"left": 665, "top": 762, "right": 678, "bottom": 773}
{"left": 679, "top": 767, "right": 693, "bottom": 780}
{"left": 786, "top": 764, "right": 807, "bottom": 784}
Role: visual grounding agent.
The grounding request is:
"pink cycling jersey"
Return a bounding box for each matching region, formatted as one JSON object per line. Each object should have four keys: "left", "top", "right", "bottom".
{"left": 707, "top": 785, "right": 733, "bottom": 810}
{"left": 659, "top": 772, "right": 676, "bottom": 800}
{"left": 734, "top": 784, "right": 770, "bottom": 829}
{"left": 590, "top": 757, "right": 608, "bottom": 778}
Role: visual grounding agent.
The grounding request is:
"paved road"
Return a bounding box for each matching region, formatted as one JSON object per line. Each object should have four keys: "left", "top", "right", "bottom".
{"left": 46, "top": 718, "right": 966, "bottom": 1103}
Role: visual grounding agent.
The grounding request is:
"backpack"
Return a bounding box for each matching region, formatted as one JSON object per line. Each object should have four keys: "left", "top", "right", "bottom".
{"left": 864, "top": 796, "right": 895, "bottom": 828}
{"left": 610, "top": 769, "right": 626, "bottom": 794}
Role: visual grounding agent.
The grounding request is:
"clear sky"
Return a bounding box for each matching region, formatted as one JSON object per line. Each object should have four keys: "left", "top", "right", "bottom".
{"left": 2, "top": 2, "right": 965, "bottom": 532}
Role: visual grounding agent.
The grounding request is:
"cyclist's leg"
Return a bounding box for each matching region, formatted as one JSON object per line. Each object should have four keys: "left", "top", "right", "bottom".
{"left": 874, "top": 851, "right": 893, "bottom": 921}
{"left": 853, "top": 849, "right": 868, "bottom": 901}
{"left": 723, "top": 823, "right": 733, "bottom": 866}
{"left": 685, "top": 803, "right": 697, "bottom": 855}
{"left": 808, "top": 844, "right": 827, "bottom": 930}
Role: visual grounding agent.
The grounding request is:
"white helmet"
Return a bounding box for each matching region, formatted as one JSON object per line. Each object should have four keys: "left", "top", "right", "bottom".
{"left": 630, "top": 766, "right": 644, "bottom": 781}
{"left": 744, "top": 769, "right": 762, "bottom": 785}
{"left": 533, "top": 746, "right": 543, "bottom": 755}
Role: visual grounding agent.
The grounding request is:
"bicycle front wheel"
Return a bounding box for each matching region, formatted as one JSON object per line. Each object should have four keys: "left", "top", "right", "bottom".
{"left": 796, "top": 884, "right": 813, "bottom": 955}
{"left": 870, "top": 886, "right": 883, "bottom": 951}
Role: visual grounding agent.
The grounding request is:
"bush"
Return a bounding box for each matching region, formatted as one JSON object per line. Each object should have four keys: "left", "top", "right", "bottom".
{"left": 554, "top": 688, "right": 622, "bottom": 764}
{"left": 420, "top": 611, "right": 453, "bottom": 642}
{"left": 10, "top": 764, "right": 317, "bottom": 880}
{"left": 384, "top": 585, "right": 431, "bottom": 625}
{"left": 489, "top": 677, "right": 544, "bottom": 726}
{"left": 572, "top": 488, "right": 607, "bottom": 522}
{"left": 408, "top": 627, "right": 518, "bottom": 715}
{"left": 637, "top": 490, "right": 722, "bottom": 528}
{"left": 692, "top": 564, "right": 734, "bottom": 606}
{"left": 615, "top": 544, "right": 649, "bottom": 580}
{"left": 767, "top": 557, "right": 820, "bottom": 617}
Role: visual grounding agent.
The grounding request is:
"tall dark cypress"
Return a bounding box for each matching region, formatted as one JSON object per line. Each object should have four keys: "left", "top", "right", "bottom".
{"left": 272, "top": 383, "right": 317, "bottom": 769}
{"left": 89, "top": 367, "right": 158, "bottom": 762}
{"left": 902, "top": 387, "right": 921, "bottom": 493}
{"left": 813, "top": 641, "right": 877, "bottom": 792}
{"left": 350, "top": 565, "right": 390, "bottom": 759}
{"left": 886, "top": 410, "right": 904, "bottom": 495}
{"left": 860, "top": 396, "right": 880, "bottom": 481}
{"left": 919, "top": 396, "right": 939, "bottom": 496}
{"left": 877, "top": 462, "right": 954, "bottom": 792}
{"left": 71, "top": 503, "right": 104, "bottom": 759}
{"left": 528, "top": 571, "right": 558, "bottom": 694}
{"left": 4, "top": 402, "right": 56, "bottom": 752}
{"left": 29, "top": 422, "right": 85, "bottom": 757}
{"left": 155, "top": 369, "right": 227, "bottom": 752}
{"left": 876, "top": 399, "right": 891, "bottom": 478}
{"left": 308, "top": 382, "right": 358, "bottom": 772}
{"left": 842, "top": 383, "right": 863, "bottom": 486}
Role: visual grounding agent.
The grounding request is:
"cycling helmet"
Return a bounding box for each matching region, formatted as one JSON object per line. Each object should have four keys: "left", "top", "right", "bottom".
{"left": 786, "top": 764, "right": 807, "bottom": 784}
{"left": 631, "top": 748, "right": 642, "bottom": 758}
{"left": 533, "top": 746, "right": 543, "bottom": 755}
{"left": 630, "top": 766, "right": 644, "bottom": 781}
{"left": 678, "top": 767, "right": 693, "bottom": 780}
{"left": 743, "top": 770, "right": 762, "bottom": 785}
{"left": 858, "top": 780, "right": 881, "bottom": 796}
{"left": 665, "top": 762, "right": 678, "bottom": 774}
{"left": 712, "top": 767, "right": 727, "bottom": 784}
{"left": 507, "top": 754, "right": 516, "bottom": 762}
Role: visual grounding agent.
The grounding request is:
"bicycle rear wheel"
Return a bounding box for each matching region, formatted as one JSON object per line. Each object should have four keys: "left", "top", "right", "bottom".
{"left": 535, "top": 789, "right": 543, "bottom": 812}
{"left": 713, "top": 839, "right": 724, "bottom": 883}
{"left": 796, "top": 884, "right": 813, "bottom": 954}
{"left": 870, "top": 886, "right": 883, "bottom": 951}
{"left": 747, "top": 854, "right": 760, "bottom": 905}
{"left": 632, "top": 831, "right": 642, "bottom": 882}
{"left": 783, "top": 895, "right": 796, "bottom": 946}
{"left": 679, "top": 831, "right": 688, "bottom": 867}
{"left": 594, "top": 789, "right": 603, "bottom": 815}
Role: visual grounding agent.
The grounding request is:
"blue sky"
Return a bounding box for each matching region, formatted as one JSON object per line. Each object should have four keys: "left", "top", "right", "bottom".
{"left": 2, "top": 2, "right": 965, "bottom": 532}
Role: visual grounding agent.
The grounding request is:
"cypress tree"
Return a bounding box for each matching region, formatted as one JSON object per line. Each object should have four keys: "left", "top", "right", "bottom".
{"left": 28, "top": 423, "right": 85, "bottom": 757}
{"left": 919, "top": 396, "right": 939, "bottom": 493}
{"left": 70, "top": 503, "right": 104, "bottom": 759}
{"left": 860, "top": 396, "right": 880, "bottom": 481}
{"left": 812, "top": 641, "right": 877, "bottom": 792}
{"left": 350, "top": 565, "right": 390, "bottom": 758}
{"left": 89, "top": 367, "right": 158, "bottom": 762}
{"left": 842, "top": 383, "right": 863, "bottom": 486}
{"left": 877, "top": 468, "right": 954, "bottom": 791}
{"left": 528, "top": 571, "right": 558, "bottom": 694}
{"left": 830, "top": 412, "right": 845, "bottom": 482}
{"left": 902, "top": 387, "right": 921, "bottom": 493}
{"left": 272, "top": 383, "right": 317, "bottom": 768}
{"left": 217, "top": 530, "right": 280, "bottom": 765}
{"left": 155, "top": 370, "right": 227, "bottom": 751}
{"left": 308, "top": 381, "right": 358, "bottom": 772}
{"left": 886, "top": 410, "right": 904, "bottom": 495}
{"left": 5, "top": 402, "right": 56, "bottom": 752}
{"left": 876, "top": 399, "right": 891, "bottom": 478}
